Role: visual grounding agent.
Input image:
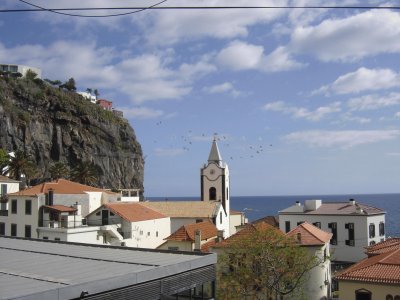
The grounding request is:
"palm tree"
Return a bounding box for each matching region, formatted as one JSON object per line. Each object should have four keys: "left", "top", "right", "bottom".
{"left": 70, "top": 161, "right": 98, "bottom": 186}
{"left": 86, "top": 88, "right": 93, "bottom": 95}
{"left": 0, "top": 149, "right": 10, "bottom": 175}
{"left": 7, "top": 150, "right": 37, "bottom": 185}
{"left": 49, "top": 162, "right": 69, "bottom": 180}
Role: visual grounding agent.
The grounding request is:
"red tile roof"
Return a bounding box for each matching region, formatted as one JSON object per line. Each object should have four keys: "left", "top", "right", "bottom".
{"left": 213, "top": 222, "right": 283, "bottom": 248}
{"left": 43, "top": 205, "right": 77, "bottom": 213}
{"left": 230, "top": 209, "right": 243, "bottom": 215}
{"left": 365, "top": 238, "right": 400, "bottom": 257}
{"left": 165, "top": 221, "right": 217, "bottom": 242}
{"left": 253, "top": 215, "right": 279, "bottom": 228}
{"left": 286, "top": 222, "right": 332, "bottom": 246}
{"left": 103, "top": 202, "right": 167, "bottom": 222}
{"left": 336, "top": 247, "right": 400, "bottom": 284}
{"left": 9, "top": 179, "right": 113, "bottom": 196}
{"left": 141, "top": 201, "right": 220, "bottom": 218}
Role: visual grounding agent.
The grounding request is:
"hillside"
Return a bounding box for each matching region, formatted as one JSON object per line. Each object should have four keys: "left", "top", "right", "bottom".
{"left": 0, "top": 76, "right": 144, "bottom": 192}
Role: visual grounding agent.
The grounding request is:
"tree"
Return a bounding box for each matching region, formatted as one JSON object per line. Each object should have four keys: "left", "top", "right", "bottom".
{"left": 25, "top": 69, "right": 38, "bottom": 80}
{"left": 49, "top": 162, "right": 69, "bottom": 180}
{"left": 7, "top": 150, "right": 37, "bottom": 185}
{"left": 86, "top": 88, "right": 93, "bottom": 95}
{"left": 216, "top": 223, "right": 319, "bottom": 300}
{"left": 70, "top": 161, "right": 98, "bottom": 186}
{"left": 93, "top": 89, "right": 99, "bottom": 98}
{"left": 0, "top": 149, "right": 10, "bottom": 174}
{"left": 61, "top": 78, "right": 76, "bottom": 91}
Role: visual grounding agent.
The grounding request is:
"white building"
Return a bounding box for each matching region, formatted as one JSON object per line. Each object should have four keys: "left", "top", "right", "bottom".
{"left": 77, "top": 91, "right": 97, "bottom": 103}
{"left": 279, "top": 199, "right": 386, "bottom": 262}
{"left": 0, "top": 179, "right": 118, "bottom": 239}
{"left": 86, "top": 202, "right": 170, "bottom": 248}
{"left": 0, "top": 63, "right": 42, "bottom": 78}
{"left": 286, "top": 222, "right": 332, "bottom": 300}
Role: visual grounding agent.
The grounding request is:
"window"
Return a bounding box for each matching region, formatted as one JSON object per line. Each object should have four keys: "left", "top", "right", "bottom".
{"left": 369, "top": 223, "right": 375, "bottom": 238}
{"left": 25, "top": 199, "right": 32, "bottom": 215}
{"left": 54, "top": 238, "right": 60, "bottom": 241}
{"left": 43, "top": 236, "right": 48, "bottom": 240}
{"left": 196, "top": 219, "right": 202, "bottom": 223}
{"left": 285, "top": 221, "right": 290, "bottom": 233}
{"left": 1, "top": 184, "right": 7, "bottom": 195}
{"left": 345, "top": 223, "right": 355, "bottom": 246}
{"left": 312, "top": 222, "right": 321, "bottom": 229}
{"left": 140, "top": 230, "right": 143, "bottom": 235}
{"left": 11, "top": 224, "right": 17, "bottom": 237}
{"left": 226, "top": 187, "right": 229, "bottom": 200}
{"left": 147, "top": 232, "right": 150, "bottom": 236}
{"left": 386, "top": 295, "right": 393, "bottom": 300}
{"left": 0, "top": 222, "right": 5, "bottom": 235}
{"left": 379, "top": 222, "right": 385, "bottom": 236}
{"left": 369, "top": 241, "right": 376, "bottom": 246}
{"left": 209, "top": 187, "right": 217, "bottom": 200}
{"left": 156, "top": 231, "right": 159, "bottom": 237}
{"left": 96, "top": 211, "right": 101, "bottom": 216}
{"left": 24, "top": 225, "right": 31, "bottom": 238}
{"left": 168, "top": 246, "right": 179, "bottom": 251}
{"left": 328, "top": 222, "right": 337, "bottom": 245}
{"left": 394, "top": 296, "right": 400, "bottom": 300}
{"left": 220, "top": 212, "right": 222, "bottom": 224}
{"left": 11, "top": 199, "right": 17, "bottom": 214}
{"left": 110, "top": 212, "right": 115, "bottom": 216}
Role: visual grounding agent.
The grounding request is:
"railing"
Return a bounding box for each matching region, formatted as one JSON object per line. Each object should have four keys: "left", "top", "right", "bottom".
{"left": 0, "top": 210, "right": 8, "bottom": 216}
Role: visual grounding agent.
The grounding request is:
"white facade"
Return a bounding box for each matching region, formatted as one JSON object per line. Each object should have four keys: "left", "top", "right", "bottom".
{"left": 0, "top": 64, "right": 42, "bottom": 78}
{"left": 77, "top": 91, "right": 97, "bottom": 103}
{"left": 200, "top": 139, "right": 230, "bottom": 237}
{"left": 279, "top": 199, "right": 386, "bottom": 262}
{"left": 38, "top": 226, "right": 102, "bottom": 243}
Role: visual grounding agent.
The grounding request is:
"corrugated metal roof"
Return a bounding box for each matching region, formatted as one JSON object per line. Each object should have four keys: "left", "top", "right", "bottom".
{"left": 0, "top": 237, "right": 216, "bottom": 300}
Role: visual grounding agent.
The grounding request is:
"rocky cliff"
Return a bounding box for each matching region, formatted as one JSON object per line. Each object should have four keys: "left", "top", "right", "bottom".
{"left": 0, "top": 76, "right": 144, "bottom": 191}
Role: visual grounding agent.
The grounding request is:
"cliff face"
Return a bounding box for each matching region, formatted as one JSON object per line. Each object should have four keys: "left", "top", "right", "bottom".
{"left": 0, "top": 77, "right": 144, "bottom": 191}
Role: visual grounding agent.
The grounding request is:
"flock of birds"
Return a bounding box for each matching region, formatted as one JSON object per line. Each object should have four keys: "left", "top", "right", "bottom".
{"left": 152, "top": 120, "right": 273, "bottom": 161}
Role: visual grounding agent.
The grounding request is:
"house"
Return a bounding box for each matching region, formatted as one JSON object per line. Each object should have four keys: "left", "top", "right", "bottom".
{"left": 0, "top": 236, "right": 217, "bottom": 300}
{"left": 0, "top": 63, "right": 42, "bottom": 78}
{"left": 158, "top": 221, "right": 219, "bottom": 252}
{"left": 77, "top": 91, "right": 96, "bottom": 103}
{"left": 286, "top": 222, "right": 333, "bottom": 300}
{"left": 0, "top": 179, "right": 118, "bottom": 239}
{"left": 86, "top": 202, "right": 170, "bottom": 248}
{"left": 97, "top": 99, "right": 113, "bottom": 111}
{"left": 140, "top": 200, "right": 229, "bottom": 238}
{"left": 229, "top": 209, "right": 247, "bottom": 235}
{"left": 279, "top": 199, "right": 386, "bottom": 262}
{"left": 336, "top": 238, "right": 400, "bottom": 300}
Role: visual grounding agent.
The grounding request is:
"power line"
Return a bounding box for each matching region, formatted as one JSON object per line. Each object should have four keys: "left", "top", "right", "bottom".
{"left": 1, "top": 4, "right": 400, "bottom": 18}
{"left": 15, "top": 0, "right": 168, "bottom": 17}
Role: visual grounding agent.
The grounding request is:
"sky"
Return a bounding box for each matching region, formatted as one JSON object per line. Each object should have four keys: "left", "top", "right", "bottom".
{"left": 1, "top": 0, "right": 400, "bottom": 197}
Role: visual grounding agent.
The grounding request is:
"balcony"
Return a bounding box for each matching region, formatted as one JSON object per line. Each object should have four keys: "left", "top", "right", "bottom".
{"left": 0, "top": 210, "right": 8, "bottom": 216}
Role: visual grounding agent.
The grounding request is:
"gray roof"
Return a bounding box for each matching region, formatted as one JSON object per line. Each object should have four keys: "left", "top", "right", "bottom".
{"left": 280, "top": 202, "right": 385, "bottom": 216}
{"left": 0, "top": 175, "right": 20, "bottom": 183}
{"left": 0, "top": 237, "right": 216, "bottom": 300}
{"left": 208, "top": 139, "right": 222, "bottom": 163}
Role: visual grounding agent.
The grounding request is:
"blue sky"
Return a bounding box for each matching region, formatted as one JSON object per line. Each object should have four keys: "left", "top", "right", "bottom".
{"left": 1, "top": 0, "right": 400, "bottom": 197}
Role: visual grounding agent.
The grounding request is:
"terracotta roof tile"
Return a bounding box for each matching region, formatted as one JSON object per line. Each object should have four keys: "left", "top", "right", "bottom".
{"left": 165, "top": 221, "right": 217, "bottom": 242}
{"left": 253, "top": 215, "right": 279, "bottom": 228}
{"left": 141, "top": 201, "right": 220, "bottom": 218}
{"left": 103, "top": 202, "right": 167, "bottom": 222}
{"left": 9, "top": 179, "right": 114, "bottom": 196}
{"left": 336, "top": 248, "right": 400, "bottom": 284}
{"left": 230, "top": 210, "right": 243, "bottom": 215}
{"left": 43, "top": 205, "right": 77, "bottom": 213}
{"left": 365, "top": 238, "right": 400, "bottom": 257}
{"left": 0, "top": 175, "right": 20, "bottom": 183}
{"left": 213, "top": 222, "right": 283, "bottom": 248}
{"left": 201, "top": 239, "right": 217, "bottom": 253}
{"left": 286, "top": 222, "right": 332, "bottom": 246}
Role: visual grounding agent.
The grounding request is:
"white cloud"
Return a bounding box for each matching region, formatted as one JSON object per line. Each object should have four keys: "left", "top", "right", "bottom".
{"left": 263, "top": 101, "right": 341, "bottom": 121}
{"left": 0, "top": 41, "right": 215, "bottom": 103}
{"left": 204, "top": 82, "right": 234, "bottom": 94}
{"left": 348, "top": 93, "right": 400, "bottom": 111}
{"left": 284, "top": 130, "right": 400, "bottom": 148}
{"left": 216, "top": 41, "right": 304, "bottom": 72}
{"left": 396, "top": 112, "right": 400, "bottom": 118}
{"left": 315, "top": 68, "right": 400, "bottom": 95}
{"left": 154, "top": 147, "right": 186, "bottom": 156}
{"left": 340, "top": 113, "right": 371, "bottom": 124}
{"left": 290, "top": 10, "right": 400, "bottom": 62}
{"left": 120, "top": 107, "right": 164, "bottom": 119}
{"left": 135, "top": 0, "right": 287, "bottom": 45}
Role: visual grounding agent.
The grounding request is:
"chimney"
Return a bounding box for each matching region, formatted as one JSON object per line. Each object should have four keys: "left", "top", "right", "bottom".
{"left": 217, "top": 230, "right": 224, "bottom": 242}
{"left": 349, "top": 198, "right": 356, "bottom": 205}
{"left": 194, "top": 230, "right": 201, "bottom": 252}
{"left": 295, "top": 201, "right": 301, "bottom": 206}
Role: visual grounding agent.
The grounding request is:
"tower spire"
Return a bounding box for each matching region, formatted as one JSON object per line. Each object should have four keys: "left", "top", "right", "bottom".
{"left": 208, "top": 136, "right": 222, "bottom": 164}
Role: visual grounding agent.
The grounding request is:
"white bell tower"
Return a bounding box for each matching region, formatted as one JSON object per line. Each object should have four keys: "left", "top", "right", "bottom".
{"left": 200, "top": 137, "right": 230, "bottom": 220}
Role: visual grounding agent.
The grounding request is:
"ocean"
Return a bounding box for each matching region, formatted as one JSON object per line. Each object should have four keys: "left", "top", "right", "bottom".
{"left": 147, "top": 193, "right": 400, "bottom": 237}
